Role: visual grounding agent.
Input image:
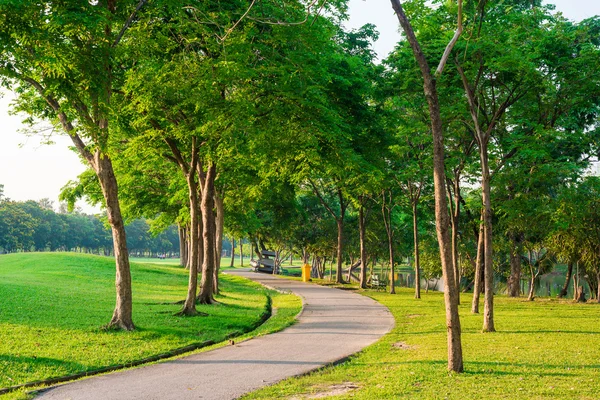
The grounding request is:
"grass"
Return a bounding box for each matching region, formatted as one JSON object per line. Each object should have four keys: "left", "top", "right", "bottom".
{"left": 130, "top": 256, "right": 243, "bottom": 268}
{"left": 243, "top": 285, "right": 600, "bottom": 400}
{"left": 0, "top": 252, "right": 302, "bottom": 397}
{"left": 128, "top": 256, "right": 181, "bottom": 266}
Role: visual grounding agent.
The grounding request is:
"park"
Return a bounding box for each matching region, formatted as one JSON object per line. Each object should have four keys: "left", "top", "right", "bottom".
{"left": 1, "top": 0, "right": 600, "bottom": 399}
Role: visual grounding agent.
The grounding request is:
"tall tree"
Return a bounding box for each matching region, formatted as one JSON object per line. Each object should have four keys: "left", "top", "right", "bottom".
{"left": 0, "top": 0, "right": 153, "bottom": 330}
{"left": 389, "top": 0, "right": 464, "bottom": 372}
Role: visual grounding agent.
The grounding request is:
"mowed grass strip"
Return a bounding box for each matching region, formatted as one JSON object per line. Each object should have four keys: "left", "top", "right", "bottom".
{"left": 0, "top": 252, "right": 295, "bottom": 389}
{"left": 243, "top": 287, "right": 600, "bottom": 400}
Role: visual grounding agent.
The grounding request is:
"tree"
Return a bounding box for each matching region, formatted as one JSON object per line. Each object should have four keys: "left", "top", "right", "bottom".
{"left": 0, "top": 201, "right": 36, "bottom": 252}
{"left": 552, "top": 177, "right": 600, "bottom": 302}
{"left": 0, "top": 0, "right": 151, "bottom": 330}
{"left": 389, "top": 0, "right": 464, "bottom": 372}
{"left": 381, "top": 45, "right": 433, "bottom": 299}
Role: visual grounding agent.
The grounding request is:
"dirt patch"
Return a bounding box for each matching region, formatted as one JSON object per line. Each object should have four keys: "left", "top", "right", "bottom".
{"left": 392, "top": 341, "right": 416, "bottom": 350}
{"left": 288, "top": 382, "right": 360, "bottom": 399}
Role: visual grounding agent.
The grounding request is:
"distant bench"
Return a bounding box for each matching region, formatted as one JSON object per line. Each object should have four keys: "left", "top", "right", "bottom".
{"left": 369, "top": 275, "right": 386, "bottom": 291}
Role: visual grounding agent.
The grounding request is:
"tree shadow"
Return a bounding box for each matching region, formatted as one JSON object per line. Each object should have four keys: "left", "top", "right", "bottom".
{"left": 0, "top": 354, "right": 90, "bottom": 387}
{"left": 345, "top": 359, "right": 596, "bottom": 377}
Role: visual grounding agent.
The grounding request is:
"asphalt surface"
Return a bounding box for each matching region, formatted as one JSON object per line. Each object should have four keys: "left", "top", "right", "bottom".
{"left": 36, "top": 270, "right": 395, "bottom": 400}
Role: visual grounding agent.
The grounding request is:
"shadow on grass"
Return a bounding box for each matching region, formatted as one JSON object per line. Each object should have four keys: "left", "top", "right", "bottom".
{"left": 496, "top": 330, "right": 600, "bottom": 335}
{"left": 0, "top": 354, "right": 88, "bottom": 385}
{"left": 345, "top": 359, "right": 593, "bottom": 377}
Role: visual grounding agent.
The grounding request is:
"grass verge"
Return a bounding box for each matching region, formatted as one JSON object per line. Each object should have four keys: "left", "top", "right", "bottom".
{"left": 242, "top": 286, "right": 600, "bottom": 400}
{"left": 0, "top": 253, "right": 301, "bottom": 398}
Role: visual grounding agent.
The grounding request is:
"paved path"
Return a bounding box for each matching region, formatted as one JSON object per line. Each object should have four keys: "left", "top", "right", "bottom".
{"left": 36, "top": 270, "right": 394, "bottom": 400}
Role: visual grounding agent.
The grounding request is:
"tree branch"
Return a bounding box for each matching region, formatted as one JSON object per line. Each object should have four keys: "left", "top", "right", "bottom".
{"left": 113, "top": 0, "right": 149, "bottom": 48}
{"left": 456, "top": 59, "right": 485, "bottom": 144}
{"left": 163, "top": 137, "right": 188, "bottom": 175}
{"left": 308, "top": 178, "right": 338, "bottom": 220}
{"left": 20, "top": 76, "right": 94, "bottom": 164}
{"left": 436, "top": 0, "right": 463, "bottom": 76}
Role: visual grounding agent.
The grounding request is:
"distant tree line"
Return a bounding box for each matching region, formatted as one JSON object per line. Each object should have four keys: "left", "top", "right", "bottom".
{"left": 0, "top": 196, "right": 179, "bottom": 257}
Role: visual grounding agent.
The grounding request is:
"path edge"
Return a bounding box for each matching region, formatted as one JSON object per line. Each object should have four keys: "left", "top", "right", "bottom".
{"left": 2, "top": 291, "right": 273, "bottom": 397}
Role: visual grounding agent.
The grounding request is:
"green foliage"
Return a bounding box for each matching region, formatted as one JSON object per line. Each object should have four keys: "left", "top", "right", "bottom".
{"left": 0, "top": 199, "right": 178, "bottom": 255}
{"left": 551, "top": 177, "right": 600, "bottom": 280}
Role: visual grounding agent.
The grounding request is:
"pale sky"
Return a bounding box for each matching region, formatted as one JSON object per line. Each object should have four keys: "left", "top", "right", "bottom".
{"left": 1, "top": 0, "right": 599, "bottom": 212}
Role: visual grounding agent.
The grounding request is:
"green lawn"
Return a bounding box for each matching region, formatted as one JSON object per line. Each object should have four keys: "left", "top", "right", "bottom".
{"left": 243, "top": 286, "right": 600, "bottom": 400}
{"left": 128, "top": 256, "right": 181, "bottom": 265}
{"left": 0, "top": 252, "right": 301, "bottom": 394}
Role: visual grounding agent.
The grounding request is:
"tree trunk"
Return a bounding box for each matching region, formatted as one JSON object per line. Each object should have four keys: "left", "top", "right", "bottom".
{"left": 575, "top": 286, "right": 586, "bottom": 302}
{"left": 588, "top": 273, "right": 598, "bottom": 301}
{"left": 507, "top": 234, "right": 521, "bottom": 297}
{"left": 412, "top": 201, "right": 421, "bottom": 299}
{"left": 96, "top": 154, "right": 135, "bottom": 330}
{"left": 388, "top": 226, "right": 395, "bottom": 295}
{"left": 239, "top": 239, "right": 244, "bottom": 267}
{"left": 558, "top": 261, "right": 573, "bottom": 298}
{"left": 480, "top": 145, "right": 495, "bottom": 332}
{"left": 198, "top": 164, "right": 217, "bottom": 305}
{"left": 230, "top": 237, "right": 235, "bottom": 268}
{"left": 449, "top": 178, "right": 461, "bottom": 299}
{"left": 382, "top": 190, "right": 395, "bottom": 294}
{"left": 302, "top": 248, "right": 309, "bottom": 264}
{"left": 527, "top": 266, "right": 536, "bottom": 301}
{"left": 336, "top": 219, "right": 344, "bottom": 284}
{"left": 597, "top": 271, "right": 600, "bottom": 303}
{"left": 178, "top": 224, "right": 188, "bottom": 268}
{"left": 391, "top": 0, "right": 463, "bottom": 372}
{"left": 359, "top": 202, "right": 368, "bottom": 289}
{"left": 213, "top": 192, "right": 224, "bottom": 294}
{"left": 179, "top": 170, "right": 201, "bottom": 316}
{"left": 472, "top": 218, "right": 484, "bottom": 313}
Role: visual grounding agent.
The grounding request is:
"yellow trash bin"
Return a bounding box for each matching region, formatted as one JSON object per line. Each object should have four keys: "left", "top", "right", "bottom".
{"left": 302, "top": 263, "right": 312, "bottom": 282}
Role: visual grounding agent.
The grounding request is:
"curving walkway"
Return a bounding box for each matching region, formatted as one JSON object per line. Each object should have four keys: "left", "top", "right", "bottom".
{"left": 36, "top": 270, "right": 394, "bottom": 400}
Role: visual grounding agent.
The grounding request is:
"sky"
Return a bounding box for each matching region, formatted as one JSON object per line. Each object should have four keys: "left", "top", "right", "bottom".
{"left": 1, "top": 0, "right": 599, "bottom": 212}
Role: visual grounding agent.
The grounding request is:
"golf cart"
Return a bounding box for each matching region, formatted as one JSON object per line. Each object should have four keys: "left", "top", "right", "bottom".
{"left": 250, "top": 250, "right": 277, "bottom": 274}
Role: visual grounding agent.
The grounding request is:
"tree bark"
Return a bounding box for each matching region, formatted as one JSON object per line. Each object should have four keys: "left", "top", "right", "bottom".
{"left": 597, "top": 271, "right": 600, "bottom": 303}
{"left": 588, "top": 273, "right": 598, "bottom": 301}
{"left": 558, "top": 261, "right": 573, "bottom": 298}
{"left": 391, "top": 0, "right": 463, "bottom": 372}
{"left": 178, "top": 224, "right": 188, "bottom": 268}
{"left": 382, "top": 191, "right": 395, "bottom": 294}
{"left": 230, "top": 237, "right": 235, "bottom": 267}
{"left": 358, "top": 201, "right": 368, "bottom": 289}
{"left": 575, "top": 286, "right": 586, "bottom": 302}
{"left": 213, "top": 191, "right": 224, "bottom": 294}
{"left": 180, "top": 168, "right": 200, "bottom": 315}
{"left": 336, "top": 219, "right": 344, "bottom": 284}
{"left": 198, "top": 164, "right": 217, "bottom": 305}
{"left": 507, "top": 233, "right": 521, "bottom": 297}
{"left": 96, "top": 154, "right": 135, "bottom": 330}
{"left": 239, "top": 239, "right": 244, "bottom": 267}
{"left": 480, "top": 143, "right": 495, "bottom": 332}
{"left": 164, "top": 137, "right": 201, "bottom": 315}
{"left": 412, "top": 201, "right": 421, "bottom": 299}
{"left": 472, "top": 215, "right": 484, "bottom": 313}
{"left": 450, "top": 178, "right": 461, "bottom": 298}
{"left": 527, "top": 265, "right": 536, "bottom": 301}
